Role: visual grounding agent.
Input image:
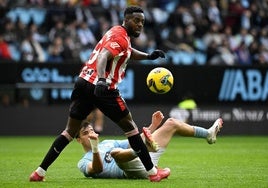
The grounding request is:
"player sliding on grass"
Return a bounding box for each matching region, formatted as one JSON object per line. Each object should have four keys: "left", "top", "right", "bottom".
{"left": 76, "top": 111, "right": 223, "bottom": 179}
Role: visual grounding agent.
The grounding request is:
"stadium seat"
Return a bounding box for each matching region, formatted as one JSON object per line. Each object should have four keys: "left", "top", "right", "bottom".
{"left": 6, "top": 7, "right": 46, "bottom": 26}
{"left": 6, "top": 7, "right": 31, "bottom": 25}
{"left": 179, "top": 51, "right": 195, "bottom": 65}
{"left": 29, "top": 8, "right": 47, "bottom": 26}
{"left": 168, "top": 51, "right": 181, "bottom": 65}
{"left": 16, "top": 7, "right": 31, "bottom": 24}
{"left": 79, "top": 49, "right": 92, "bottom": 62}
{"left": 195, "top": 38, "right": 207, "bottom": 51}
{"left": 195, "top": 52, "right": 207, "bottom": 65}
{"left": 8, "top": 44, "right": 21, "bottom": 61}
{"left": 6, "top": 9, "right": 17, "bottom": 22}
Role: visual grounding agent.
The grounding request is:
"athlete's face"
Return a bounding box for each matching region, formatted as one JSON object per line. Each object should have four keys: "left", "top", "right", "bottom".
{"left": 77, "top": 125, "right": 94, "bottom": 147}
{"left": 125, "top": 13, "right": 145, "bottom": 38}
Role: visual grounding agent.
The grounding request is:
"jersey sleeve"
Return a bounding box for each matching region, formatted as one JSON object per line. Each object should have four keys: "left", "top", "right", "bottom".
{"left": 103, "top": 34, "right": 128, "bottom": 57}
{"left": 113, "top": 139, "right": 129, "bottom": 149}
{"left": 77, "top": 153, "right": 93, "bottom": 177}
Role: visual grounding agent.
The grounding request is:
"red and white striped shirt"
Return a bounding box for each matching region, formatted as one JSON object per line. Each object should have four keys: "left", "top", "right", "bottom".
{"left": 79, "top": 26, "right": 132, "bottom": 89}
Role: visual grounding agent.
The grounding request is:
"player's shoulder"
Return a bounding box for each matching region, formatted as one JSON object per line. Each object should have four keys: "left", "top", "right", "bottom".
{"left": 103, "top": 26, "right": 130, "bottom": 51}
{"left": 108, "top": 26, "right": 129, "bottom": 43}
{"left": 110, "top": 26, "right": 127, "bottom": 34}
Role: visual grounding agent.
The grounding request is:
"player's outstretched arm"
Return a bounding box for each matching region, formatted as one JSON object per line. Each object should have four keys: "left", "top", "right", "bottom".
{"left": 130, "top": 48, "right": 165, "bottom": 61}
{"left": 130, "top": 48, "right": 149, "bottom": 60}
{"left": 87, "top": 133, "right": 103, "bottom": 174}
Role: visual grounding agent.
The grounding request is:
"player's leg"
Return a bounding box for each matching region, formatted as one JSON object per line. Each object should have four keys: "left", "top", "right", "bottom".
{"left": 142, "top": 127, "right": 159, "bottom": 152}
{"left": 149, "top": 118, "right": 180, "bottom": 149}
{"left": 30, "top": 78, "right": 95, "bottom": 181}
{"left": 94, "top": 108, "right": 104, "bottom": 133}
{"left": 117, "top": 114, "right": 168, "bottom": 180}
{"left": 151, "top": 117, "right": 223, "bottom": 149}
{"left": 141, "top": 111, "right": 164, "bottom": 152}
{"left": 29, "top": 118, "right": 84, "bottom": 181}
{"left": 111, "top": 148, "right": 137, "bottom": 163}
{"left": 113, "top": 148, "right": 167, "bottom": 179}
{"left": 206, "top": 118, "right": 223, "bottom": 144}
{"left": 86, "top": 108, "right": 104, "bottom": 134}
{"left": 147, "top": 111, "right": 165, "bottom": 132}
{"left": 97, "top": 96, "right": 170, "bottom": 182}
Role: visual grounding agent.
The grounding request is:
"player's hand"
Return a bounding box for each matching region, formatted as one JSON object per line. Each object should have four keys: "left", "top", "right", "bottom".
{"left": 94, "top": 78, "right": 109, "bottom": 97}
{"left": 147, "top": 50, "right": 165, "bottom": 60}
{"left": 89, "top": 131, "right": 99, "bottom": 140}
{"left": 89, "top": 132, "right": 99, "bottom": 153}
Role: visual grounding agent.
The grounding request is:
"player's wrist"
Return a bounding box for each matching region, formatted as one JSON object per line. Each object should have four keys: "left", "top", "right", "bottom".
{"left": 90, "top": 139, "right": 99, "bottom": 153}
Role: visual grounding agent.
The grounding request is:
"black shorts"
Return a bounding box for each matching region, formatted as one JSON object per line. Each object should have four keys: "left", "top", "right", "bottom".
{"left": 69, "top": 77, "right": 130, "bottom": 123}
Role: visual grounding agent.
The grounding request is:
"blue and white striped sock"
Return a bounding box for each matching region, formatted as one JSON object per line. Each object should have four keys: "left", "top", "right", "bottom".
{"left": 193, "top": 126, "right": 209, "bottom": 138}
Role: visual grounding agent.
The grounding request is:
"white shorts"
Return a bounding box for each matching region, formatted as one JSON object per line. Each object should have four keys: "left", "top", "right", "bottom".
{"left": 117, "top": 148, "right": 165, "bottom": 179}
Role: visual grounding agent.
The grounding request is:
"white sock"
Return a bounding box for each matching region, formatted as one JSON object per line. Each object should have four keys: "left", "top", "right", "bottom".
{"left": 147, "top": 167, "right": 157, "bottom": 175}
{"left": 36, "top": 167, "right": 46, "bottom": 177}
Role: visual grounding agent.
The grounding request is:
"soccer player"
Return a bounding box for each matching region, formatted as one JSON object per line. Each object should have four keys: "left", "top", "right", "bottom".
{"left": 29, "top": 6, "right": 168, "bottom": 182}
{"left": 77, "top": 111, "right": 223, "bottom": 179}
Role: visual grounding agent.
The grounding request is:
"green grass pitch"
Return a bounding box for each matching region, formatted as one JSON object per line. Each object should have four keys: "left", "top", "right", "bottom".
{"left": 0, "top": 136, "right": 267, "bottom": 188}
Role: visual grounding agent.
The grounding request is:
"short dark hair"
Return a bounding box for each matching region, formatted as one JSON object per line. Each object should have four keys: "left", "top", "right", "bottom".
{"left": 124, "top": 6, "right": 144, "bottom": 17}
{"left": 76, "top": 120, "right": 91, "bottom": 138}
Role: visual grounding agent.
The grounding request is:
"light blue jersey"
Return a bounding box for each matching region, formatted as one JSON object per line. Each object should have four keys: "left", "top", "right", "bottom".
{"left": 78, "top": 139, "right": 129, "bottom": 178}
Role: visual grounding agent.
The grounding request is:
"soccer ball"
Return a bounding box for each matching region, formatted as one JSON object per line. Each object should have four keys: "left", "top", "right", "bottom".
{"left": 146, "top": 67, "right": 174, "bottom": 94}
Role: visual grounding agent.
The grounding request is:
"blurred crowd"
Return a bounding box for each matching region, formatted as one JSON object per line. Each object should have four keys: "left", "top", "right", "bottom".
{"left": 0, "top": 0, "right": 268, "bottom": 65}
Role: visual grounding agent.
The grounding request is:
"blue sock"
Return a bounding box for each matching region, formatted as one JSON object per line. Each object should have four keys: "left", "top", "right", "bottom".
{"left": 193, "top": 126, "right": 208, "bottom": 138}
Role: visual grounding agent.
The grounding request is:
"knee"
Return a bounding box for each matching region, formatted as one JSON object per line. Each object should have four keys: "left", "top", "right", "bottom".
{"left": 64, "top": 117, "right": 83, "bottom": 138}
{"left": 118, "top": 115, "right": 138, "bottom": 133}
{"left": 110, "top": 148, "right": 123, "bottom": 158}
{"left": 61, "top": 130, "right": 74, "bottom": 141}
{"left": 166, "top": 118, "right": 176, "bottom": 125}
{"left": 165, "top": 118, "right": 183, "bottom": 128}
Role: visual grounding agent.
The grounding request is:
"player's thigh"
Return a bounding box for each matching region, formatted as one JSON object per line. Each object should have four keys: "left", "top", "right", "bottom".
{"left": 69, "top": 78, "right": 96, "bottom": 120}
{"left": 150, "top": 149, "right": 164, "bottom": 166}
{"left": 69, "top": 99, "right": 95, "bottom": 120}
{"left": 96, "top": 96, "right": 130, "bottom": 124}
{"left": 152, "top": 125, "right": 175, "bottom": 148}
{"left": 117, "top": 158, "right": 147, "bottom": 179}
